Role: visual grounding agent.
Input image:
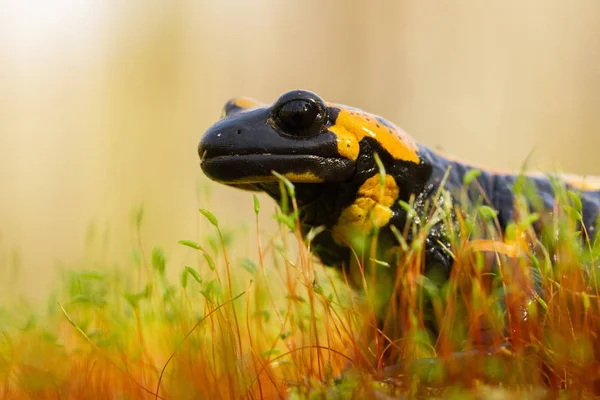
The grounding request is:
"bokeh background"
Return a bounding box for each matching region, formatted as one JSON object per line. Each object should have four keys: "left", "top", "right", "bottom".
{"left": 1, "top": 1, "right": 599, "bottom": 301}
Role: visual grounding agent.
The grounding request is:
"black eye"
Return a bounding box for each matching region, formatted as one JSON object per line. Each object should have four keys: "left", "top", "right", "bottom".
{"left": 271, "top": 91, "right": 328, "bottom": 137}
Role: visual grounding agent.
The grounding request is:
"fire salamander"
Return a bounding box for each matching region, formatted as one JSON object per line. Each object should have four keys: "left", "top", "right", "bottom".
{"left": 199, "top": 90, "right": 600, "bottom": 277}
{"left": 198, "top": 89, "right": 600, "bottom": 377}
{"left": 198, "top": 89, "right": 600, "bottom": 372}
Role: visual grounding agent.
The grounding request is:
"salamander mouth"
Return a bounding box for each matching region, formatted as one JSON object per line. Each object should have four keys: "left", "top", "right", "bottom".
{"left": 200, "top": 153, "right": 354, "bottom": 183}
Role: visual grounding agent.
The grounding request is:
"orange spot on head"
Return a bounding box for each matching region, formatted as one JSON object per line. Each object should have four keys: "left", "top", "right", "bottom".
{"left": 233, "top": 97, "right": 262, "bottom": 110}
{"left": 222, "top": 96, "right": 263, "bottom": 117}
{"left": 327, "top": 104, "right": 420, "bottom": 163}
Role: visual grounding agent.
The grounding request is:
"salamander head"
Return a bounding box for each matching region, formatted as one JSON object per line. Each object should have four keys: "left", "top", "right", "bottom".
{"left": 198, "top": 89, "right": 423, "bottom": 188}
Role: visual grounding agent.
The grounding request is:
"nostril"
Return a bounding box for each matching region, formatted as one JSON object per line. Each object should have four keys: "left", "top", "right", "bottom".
{"left": 236, "top": 129, "right": 242, "bottom": 135}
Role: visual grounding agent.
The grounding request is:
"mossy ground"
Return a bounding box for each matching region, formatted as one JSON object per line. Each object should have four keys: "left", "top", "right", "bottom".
{"left": 1, "top": 172, "right": 599, "bottom": 399}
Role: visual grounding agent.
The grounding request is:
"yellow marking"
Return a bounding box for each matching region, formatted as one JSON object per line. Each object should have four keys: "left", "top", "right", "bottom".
{"left": 333, "top": 174, "right": 399, "bottom": 241}
{"left": 222, "top": 96, "right": 263, "bottom": 117}
{"left": 219, "top": 172, "right": 323, "bottom": 184}
{"left": 561, "top": 173, "right": 600, "bottom": 192}
{"left": 283, "top": 171, "right": 324, "bottom": 183}
{"left": 327, "top": 105, "right": 420, "bottom": 163}
{"left": 233, "top": 97, "right": 262, "bottom": 109}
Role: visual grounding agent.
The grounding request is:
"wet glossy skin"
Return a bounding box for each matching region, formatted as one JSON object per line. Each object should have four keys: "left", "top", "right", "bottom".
{"left": 199, "top": 90, "right": 600, "bottom": 276}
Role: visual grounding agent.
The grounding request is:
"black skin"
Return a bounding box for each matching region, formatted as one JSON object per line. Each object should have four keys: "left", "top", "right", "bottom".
{"left": 198, "top": 90, "right": 600, "bottom": 373}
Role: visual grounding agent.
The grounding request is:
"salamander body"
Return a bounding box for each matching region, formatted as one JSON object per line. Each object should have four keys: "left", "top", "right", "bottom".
{"left": 198, "top": 90, "right": 600, "bottom": 278}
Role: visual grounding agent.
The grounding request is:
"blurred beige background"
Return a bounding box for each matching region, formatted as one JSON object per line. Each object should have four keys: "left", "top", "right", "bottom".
{"left": 1, "top": 1, "right": 599, "bottom": 301}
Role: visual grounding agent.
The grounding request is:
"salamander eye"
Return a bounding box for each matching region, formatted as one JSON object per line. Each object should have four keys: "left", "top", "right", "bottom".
{"left": 272, "top": 91, "right": 328, "bottom": 137}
